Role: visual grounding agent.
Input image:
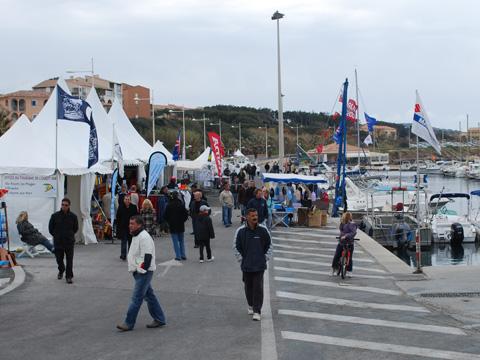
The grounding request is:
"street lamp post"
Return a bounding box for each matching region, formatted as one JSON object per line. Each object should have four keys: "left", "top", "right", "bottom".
{"left": 192, "top": 114, "right": 209, "bottom": 150}
{"left": 134, "top": 91, "right": 155, "bottom": 145}
{"left": 290, "top": 123, "right": 301, "bottom": 148}
{"left": 169, "top": 108, "right": 186, "bottom": 160}
{"left": 259, "top": 126, "right": 268, "bottom": 158}
{"left": 272, "top": 10, "right": 285, "bottom": 161}
{"left": 231, "top": 123, "right": 242, "bottom": 151}
{"left": 209, "top": 119, "right": 222, "bottom": 144}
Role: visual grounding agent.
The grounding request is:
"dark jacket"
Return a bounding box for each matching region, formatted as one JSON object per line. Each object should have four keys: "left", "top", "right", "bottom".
{"left": 190, "top": 199, "right": 210, "bottom": 218}
{"left": 116, "top": 204, "right": 138, "bottom": 238}
{"left": 246, "top": 197, "right": 269, "bottom": 223}
{"left": 164, "top": 198, "right": 189, "bottom": 233}
{"left": 17, "top": 220, "right": 48, "bottom": 246}
{"left": 48, "top": 210, "right": 79, "bottom": 247}
{"left": 339, "top": 222, "right": 357, "bottom": 245}
{"left": 230, "top": 182, "right": 241, "bottom": 194}
{"left": 245, "top": 187, "right": 256, "bottom": 205}
{"left": 157, "top": 194, "right": 169, "bottom": 223}
{"left": 238, "top": 186, "right": 247, "bottom": 205}
{"left": 235, "top": 224, "right": 271, "bottom": 272}
{"left": 194, "top": 214, "right": 215, "bottom": 244}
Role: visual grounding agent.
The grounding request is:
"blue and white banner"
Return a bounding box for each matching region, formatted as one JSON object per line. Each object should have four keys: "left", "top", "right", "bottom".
{"left": 172, "top": 130, "right": 181, "bottom": 161}
{"left": 57, "top": 85, "right": 99, "bottom": 167}
{"left": 364, "top": 112, "right": 377, "bottom": 132}
{"left": 146, "top": 151, "right": 167, "bottom": 196}
{"left": 412, "top": 91, "right": 441, "bottom": 155}
{"left": 110, "top": 168, "right": 118, "bottom": 224}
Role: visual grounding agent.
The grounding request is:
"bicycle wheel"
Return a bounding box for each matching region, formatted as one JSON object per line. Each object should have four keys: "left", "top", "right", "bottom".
{"left": 340, "top": 254, "right": 347, "bottom": 279}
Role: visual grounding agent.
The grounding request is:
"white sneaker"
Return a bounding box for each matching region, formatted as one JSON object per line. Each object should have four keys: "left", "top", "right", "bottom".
{"left": 199, "top": 259, "right": 204, "bottom": 263}
{"left": 247, "top": 307, "right": 254, "bottom": 315}
{"left": 252, "top": 313, "right": 261, "bottom": 321}
{"left": 206, "top": 256, "right": 214, "bottom": 262}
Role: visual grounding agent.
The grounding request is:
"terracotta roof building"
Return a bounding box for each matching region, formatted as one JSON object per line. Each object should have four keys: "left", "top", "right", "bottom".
{"left": 0, "top": 90, "right": 49, "bottom": 121}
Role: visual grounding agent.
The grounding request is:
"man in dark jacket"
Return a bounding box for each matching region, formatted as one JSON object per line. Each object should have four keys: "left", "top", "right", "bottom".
{"left": 189, "top": 190, "right": 210, "bottom": 247}
{"left": 245, "top": 181, "right": 256, "bottom": 205}
{"left": 116, "top": 195, "right": 139, "bottom": 260}
{"left": 164, "top": 192, "right": 189, "bottom": 260}
{"left": 49, "top": 198, "right": 79, "bottom": 284}
{"left": 234, "top": 208, "right": 271, "bottom": 321}
{"left": 230, "top": 176, "right": 241, "bottom": 210}
{"left": 195, "top": 205, "right": 215, "bottom": 263}
{"left": 246, "top": 189, "right": 269, "bottom": 224}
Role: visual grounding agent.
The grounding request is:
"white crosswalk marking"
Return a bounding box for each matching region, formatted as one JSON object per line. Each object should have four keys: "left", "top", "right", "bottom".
{"left": 274, "top": 266, "right": 393, "bottom": 280}
{"left": 275, "top": 276, "right": 402, "bottom": 295}
{"left": 279, "top": 309, "right": 465, "bottom": 335}
{"left": 281, "top": 332, "right": 480, "bottom": 360}
{"left": 274, "top": 257, "right": 386, "bottom": 273}
{"left": 273, "top": 230, "right": 339, "bottom": 237}
{"left": 274, "top": 249, "right": 374, "bottom": 263}
{"left": 273, "top": 243, "right": 365, "bottom": 254}
{"left": 272, "top": 237, "right": 337, "bottom": 245}
{"left": 276, "top": 291, "right": 429, "bottom": 312}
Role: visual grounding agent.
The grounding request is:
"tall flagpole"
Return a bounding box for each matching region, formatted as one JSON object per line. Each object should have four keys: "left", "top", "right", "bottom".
{"left": 355, "top": 69, "right": 360, "bottom": 167}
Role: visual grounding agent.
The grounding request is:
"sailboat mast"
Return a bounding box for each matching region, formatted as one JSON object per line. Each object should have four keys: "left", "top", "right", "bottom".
{"left": 355, "top": 69, "right": 360, "bottom": 167}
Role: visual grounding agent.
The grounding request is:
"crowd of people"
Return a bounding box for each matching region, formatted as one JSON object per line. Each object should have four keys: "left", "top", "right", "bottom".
{"left": 13, "top": 165, "right": 356, "bottom": 331}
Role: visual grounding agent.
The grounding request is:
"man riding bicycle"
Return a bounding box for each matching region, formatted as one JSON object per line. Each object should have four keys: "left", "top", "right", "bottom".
{"left": 332, "top": 212, "right": 357, "bottom": 275}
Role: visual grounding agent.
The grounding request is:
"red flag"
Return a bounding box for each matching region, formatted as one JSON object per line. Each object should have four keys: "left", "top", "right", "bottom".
{"left": 316, "top": 145, "right": 323, "bottom": 153}
{"left": 208, "top": 132, "right": 223, "bottom": 176}
{"left": 347, "top": 99, "right": 358, "bottom": 122}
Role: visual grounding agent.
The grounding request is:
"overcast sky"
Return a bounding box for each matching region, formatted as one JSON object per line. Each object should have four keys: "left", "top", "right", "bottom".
{"left": 1, "top": 0, "right": 479, "bottom": 130}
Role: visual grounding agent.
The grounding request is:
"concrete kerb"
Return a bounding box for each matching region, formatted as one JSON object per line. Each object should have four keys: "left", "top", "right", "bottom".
{"left": 0, "top": 265, "right": 26, "bottom": 297}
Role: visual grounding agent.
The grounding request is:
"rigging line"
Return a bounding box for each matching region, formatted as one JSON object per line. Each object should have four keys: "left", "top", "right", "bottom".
{"left": 329, "top": 85, "right": 343, "bottom": 115}
{"left": 358, "top": 87, "right": 369, "bottom": 118}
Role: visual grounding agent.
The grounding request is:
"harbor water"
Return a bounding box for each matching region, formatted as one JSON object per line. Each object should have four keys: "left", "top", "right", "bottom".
{"left": 373, "top": 171, "right": 480, "bottom": 267}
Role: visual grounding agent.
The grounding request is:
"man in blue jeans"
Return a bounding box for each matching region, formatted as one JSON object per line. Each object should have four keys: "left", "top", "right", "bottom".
{"left": 117, "top": 215, "right": 166, "bottom": 331}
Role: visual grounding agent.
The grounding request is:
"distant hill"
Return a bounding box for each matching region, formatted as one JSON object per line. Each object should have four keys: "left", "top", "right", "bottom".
{"left": 131, "top": 105, "right": 461, "bottom": 159}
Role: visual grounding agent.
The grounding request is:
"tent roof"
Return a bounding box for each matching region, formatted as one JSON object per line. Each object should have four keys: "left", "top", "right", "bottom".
{"left": 152, "top": 141, "right": 174, "bottom": 165}
{"left": 86, "top": 87, "right": 113, "bottom": 163}
{"left": 107, "top": 100, "right": 153, "bottom": 165}
{"left": 176, "top": 147, "right": 212, "bottom": 171}
{"left": 233, "top": 149, "right": 246, "bottom": 157}
{"left": 0, "top": 80, "right": 108, "bottom": 175}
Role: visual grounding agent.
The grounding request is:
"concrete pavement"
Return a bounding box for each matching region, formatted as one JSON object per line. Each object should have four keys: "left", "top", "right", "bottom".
{"left": 2, "top": 207, "right": 480, "bottom": 359}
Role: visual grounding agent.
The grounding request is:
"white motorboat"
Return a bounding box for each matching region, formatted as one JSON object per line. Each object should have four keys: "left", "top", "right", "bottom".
{"left": 466, "top": 163, "right": 480, "bottom": 180}
{"left": 419, "top": 160, "right": 442, "bottom": 175}
{"left": 429, "top": 193, "right": 477, "bottom": 243}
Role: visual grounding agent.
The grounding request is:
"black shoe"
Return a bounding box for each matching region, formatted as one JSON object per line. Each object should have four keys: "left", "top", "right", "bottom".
{"left": 66, "top": 278, "right": 73, "bottom": 284}
{"left": 194, "top": 245, "right": 199, "bottom": 248}
{"left": 120, "top": 256, "right": 126, "bottom": 261}
{"left": 181, "top": 257, "right": 187, "bottom": 260}
{"left": 57, "top": 272, "right": 63, "bottom": 280}
{"left": 146, "top": 320, "right": 166, "bottom": 328}
{"left": 174, "top": 258, "right": 181, "bottom": 261}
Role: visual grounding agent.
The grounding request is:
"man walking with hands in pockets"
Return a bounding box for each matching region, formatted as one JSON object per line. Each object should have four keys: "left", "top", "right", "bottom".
{"left": 234, "top": 208, "right": 272, "bottom": 321}
{"left": 117, "top": 215, "right": 166, "bottom": 331}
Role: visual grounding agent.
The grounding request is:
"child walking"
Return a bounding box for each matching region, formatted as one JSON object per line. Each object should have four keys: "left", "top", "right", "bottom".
{"left": 195, "top": 205, "right": 215, "bottom": 263}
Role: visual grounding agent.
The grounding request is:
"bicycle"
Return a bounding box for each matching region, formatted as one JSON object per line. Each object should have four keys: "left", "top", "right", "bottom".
{"left": 335, "top": 237, "right": 360, "bottom": 279}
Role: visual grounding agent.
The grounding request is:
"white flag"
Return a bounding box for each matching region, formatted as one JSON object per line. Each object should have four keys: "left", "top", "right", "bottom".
{"left": 363, "top": 134, "right": 373, "bottom": 146}
{"left": 412, "top": 91, "right": 441, "bottom": 154}
{"left": 113, "top": 129, "right": 124, "bottom": 178}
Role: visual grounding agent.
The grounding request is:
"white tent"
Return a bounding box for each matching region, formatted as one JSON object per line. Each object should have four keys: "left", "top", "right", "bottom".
{"left": 233, "top": 149, "right": 246, "bottom": 158}
{"left": 176, "top": 147, "right": 212, "bottom": 171}
{"left": 0, "top": 80, "right": 105, "bottom": 246}
{"left": 107, "top": 99, "right": 153, "bottom": 165}
{"left": 152, "top": 141, "right": 174, "bottom": 165}
{"left": 86, "top": 87, "right": 114, "bottom": 164}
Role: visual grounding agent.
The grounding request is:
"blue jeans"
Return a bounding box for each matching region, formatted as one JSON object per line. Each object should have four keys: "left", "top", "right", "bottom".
{"left": 233, "top": 193, "right": 239, "bottom": 209}
{"left": 171, "top": 232, "right": 186, "bottom": 259}
{"left": 39, "top": 238, "right": 55, "bottom": 253}
{"left": 125, "top": 271, "right": 166, "bottom": 329}
{"left": 222, "top": 206, "right": 232, "bottom": 226}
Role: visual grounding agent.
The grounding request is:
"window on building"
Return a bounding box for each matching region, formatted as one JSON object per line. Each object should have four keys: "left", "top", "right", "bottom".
{"left": 11, "top": 99, "right": 18, "bottom": 111}
{"left": 19, "top": 99, "right": 25, "bottom": 111}
{"left": 32, "top": 99, "right": 37, "bottom": 107}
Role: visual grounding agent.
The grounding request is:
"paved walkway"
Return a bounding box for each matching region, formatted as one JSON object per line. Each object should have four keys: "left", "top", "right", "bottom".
{"left": 2, "top": 209, "right": 480, "bottom": 359}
